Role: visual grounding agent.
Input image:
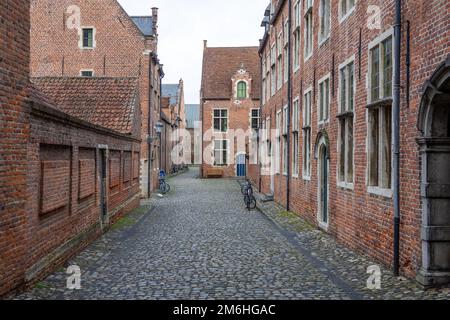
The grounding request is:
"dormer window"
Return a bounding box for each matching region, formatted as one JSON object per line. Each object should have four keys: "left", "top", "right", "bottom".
{"left": 237, "top": 81, "right": 247, "bottom": 99}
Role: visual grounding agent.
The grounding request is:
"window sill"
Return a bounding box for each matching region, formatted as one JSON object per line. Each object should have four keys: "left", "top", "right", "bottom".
{"left": 339, "top": 7, "right": 356, "bottom": 24}
{"left": 304, "top": 53, "right": 313, "bottom": 63}
{"left": 337, "top": 181, "right": 354, "bottom": 190}
{"left": 303, "top": 175, "right": 311, "bottom": 181}
{"left": 318, "top": 221, "right": 329, "bottom": 232}
{"left": 292, "top": 174, "right": 299, "bottom": 179}
{"left": 366, "top": 98, "right": 393, "bottom": 109}
{"left": 367, "top": 186, "right": 393, "bottom": 198}
{"left": 80, "top": 47, "right": 95, "bottom": 50}
{"left": 318, "top": 35, "right": 330, "bottom": 47}
{"left": 293, "top": 66, "right": 300, "bottom": 73}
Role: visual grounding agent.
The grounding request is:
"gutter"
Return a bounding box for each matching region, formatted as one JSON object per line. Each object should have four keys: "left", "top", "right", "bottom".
{"left": 148, "top": 54, "right": 153, "bottom": 198}
{"left": 286, "top": 0, "right": 292, "bottom": 211}
{"left": 393, "top": 0, "right": 402, "bottom": 276}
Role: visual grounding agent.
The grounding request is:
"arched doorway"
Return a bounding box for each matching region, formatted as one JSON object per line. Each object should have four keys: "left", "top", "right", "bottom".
{"left": 417, "top": 55, "right": 450, "bottom": 286}
{"left": 315, "top": 130, "right": 330, "bottom": 230}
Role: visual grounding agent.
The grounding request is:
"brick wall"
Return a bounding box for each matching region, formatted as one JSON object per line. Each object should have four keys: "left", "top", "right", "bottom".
{"left": 30, "top": 0, "right": 162, "bottom": 197}
{"left": 0, "top": 0, "right": 31, "bottom": 297}
{"left": 259, "top": 0, "right": 450, "bottom": 279}
{"left": 202, "top": 99, "right": 260, "bottom": 179}
{"left": 24, "top": 103, "right": 141, "bottom": 295}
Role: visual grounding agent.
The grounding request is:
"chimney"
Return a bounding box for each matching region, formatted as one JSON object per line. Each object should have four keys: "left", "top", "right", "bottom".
{"left": 152, "top": 7, "right": 158, "bottom": 36}
{"left": 203, "top": 40, "right": 207, "bottom": 49}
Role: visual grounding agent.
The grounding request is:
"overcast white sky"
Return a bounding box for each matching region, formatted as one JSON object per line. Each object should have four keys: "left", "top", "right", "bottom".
{"left": 118, "top": 0, "right": 268, "bottom": 104}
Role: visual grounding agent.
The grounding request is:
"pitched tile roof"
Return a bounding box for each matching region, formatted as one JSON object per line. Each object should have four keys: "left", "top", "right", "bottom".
{"left": 201, "top": 46, "right": 261, "bottom": 100}
{"left": 162, "top": 84, "right": 179, "bottom": 106}
{"left": 31, "top": 77, "right": 139, "bottom": 135}
{"left": 131, "top": 16, "right": 154, "bottom": 36}
{"left": 185, "top": 104, "right": 200, "bottom": 129}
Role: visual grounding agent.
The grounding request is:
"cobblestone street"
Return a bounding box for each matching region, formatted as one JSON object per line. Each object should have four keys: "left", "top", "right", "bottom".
{"left": 16, "top": 168, "right": 450, "bottom": 300}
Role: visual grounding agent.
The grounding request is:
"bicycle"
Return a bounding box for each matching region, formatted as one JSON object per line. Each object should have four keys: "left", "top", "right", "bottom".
{"left": 158, "top": 170, "right": 170, "bottom": 194}
{"left": 243, "top": 179, "right": 256, "bottom": 210}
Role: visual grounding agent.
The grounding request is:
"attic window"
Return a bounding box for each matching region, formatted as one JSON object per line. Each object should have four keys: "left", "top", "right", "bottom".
{"left": 80, "top": 70, "right": 93, "bottom": 77}
{"left": 237, "top": 81, "right": 247, "bottom": 99}
{"left": 82, "top": 28, "right": 94, "bottom": 48}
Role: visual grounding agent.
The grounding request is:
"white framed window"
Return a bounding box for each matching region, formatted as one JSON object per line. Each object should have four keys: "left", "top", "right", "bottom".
{"left": 282, "top": 105, "right": 288, "bottom": 175}
{"left": 339, "top": 0, "right": 356, "bottom": 23}
{"left": 292, "top": 97, "right": 300, "bottom": 177}
{"left": 277, "top": 32, "right": 283, "bottom": 90}
{"left": 251, "top": 109, "right": 260, "bottom": 130}
{"left": 318, "top": 74, "right": 330, "bottom": 123}
{"left": 284, "top": 20, "right": 289, "bottom": 83}
{"left": 367, "top": 30, "right": 393, "bottom": 196}
{"left": 213, "top": 140, "right": 228, "bottom": 166}
{"left": 293, "top": 1, "right": 301, "bottom": 72}
{"left": 303, "top": 88, "right": 312, "bottom": 179}
{"left": 80, "top": 70, "right": 94, "bottom": 77}
{"left": 338, "top": 57, "right": 355, "bottom": 188}
{"left": 275, "top": 110, "right": 282, "bottom": 174}
{"left": 304, "top": 1, "right": 314, "bottom": 61}
{"left": 79, "top": 27, "right": 96, "bottom": 49}
{"left": 319, "top": 0, "right": 331, "bottom": 45}
{"left": 271, "top": 44, "right": 276, "bottom": 96}
{"left": 368, "top": 32, "right": 393, "bottom": 104}
{"left": 213, "top": 109, "right": 228, "bottom": 132}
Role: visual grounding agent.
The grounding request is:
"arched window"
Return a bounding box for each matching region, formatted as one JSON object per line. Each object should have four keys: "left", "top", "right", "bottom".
{"left": 237, "top": 81, "right": 247, "bottom": 99}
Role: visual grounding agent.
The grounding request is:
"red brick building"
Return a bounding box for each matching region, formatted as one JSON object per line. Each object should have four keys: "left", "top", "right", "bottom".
{"left": 0, "top": 0, "right": 142, "bottom": 296}
{"left": 200, "top": 42, "right": 261, "bottom": 180}
{"left": 30, "top": 0, "right": 164, "bottom": 197}
{"left": 258, "top": 0, "right": 450, "bottom": 285}
{"left": 161, "top": 80, "right": 187, "bottom": 173}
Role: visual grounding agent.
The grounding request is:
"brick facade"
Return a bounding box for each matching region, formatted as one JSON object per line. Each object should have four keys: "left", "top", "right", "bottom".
{"left": 0, "top": 0, "right": 31, "bottom": 298}
{"left": 0, "top": 0, "right": 143, "bottom": 296}
{"left": 30, "top": 0, "right": 164, "bottom": 198}
{"left": 259, "top": 0, "right": 450, "bottom": 284}
{"left": 200, "top": 44, "right": 261, "bottom": 180}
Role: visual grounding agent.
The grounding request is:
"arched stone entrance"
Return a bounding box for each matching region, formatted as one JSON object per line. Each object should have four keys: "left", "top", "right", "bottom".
{"left": 314, "top": 130, "right": 330, "bottom": 230}
{"left": 417, "top": 55, "right": 450, "bottom": 286}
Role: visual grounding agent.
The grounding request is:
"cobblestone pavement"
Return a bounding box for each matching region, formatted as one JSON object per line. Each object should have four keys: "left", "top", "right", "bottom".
{"left": 16, "top": 168, "right": 450, "bottom": 300}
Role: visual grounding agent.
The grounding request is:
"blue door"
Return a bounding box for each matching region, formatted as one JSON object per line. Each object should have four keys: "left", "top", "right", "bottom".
{"left": 236, "top": 154, "right": 246, "bottom": 177}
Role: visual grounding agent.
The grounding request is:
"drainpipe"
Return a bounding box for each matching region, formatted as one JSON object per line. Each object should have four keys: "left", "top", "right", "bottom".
{"left": 393, "top": 0, "right": 402, "bottom": 277}
{"left": 286, "top": 0, "right": 293, "bottom": 211}
{"left": 148, "top": 55, "right": 153, "bottom": 198}
{"left": 259, "top": 52, "right": 263, "bottom": 192}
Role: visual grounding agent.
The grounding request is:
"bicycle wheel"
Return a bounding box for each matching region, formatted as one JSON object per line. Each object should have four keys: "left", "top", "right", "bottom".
{"left": 241, "top": 184, "right": 247, "bottom": 195}
{"left": 244, "top": 195, "right": 250, "bottom": 209}
{"left": 249, "top": 196, "right": 257, "bottom": 210}
{"left": 164, "top": 183, "right": 171, "bottom": 194}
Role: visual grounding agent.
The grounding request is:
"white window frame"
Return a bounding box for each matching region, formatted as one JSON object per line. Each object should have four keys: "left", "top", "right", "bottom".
{"left": 80, "top": 69, "right": 94, "bottom": 77}
{"left": 275, "top": 110, "right": 282, "bottom": 174}
{"left": 277, "top": 32, "right": 283, "bottom": 90}
{"left": 293, "top": 1, "right": 301, "bottom": 73}
{"left": 317, "top": 73, "right": 331, "bottom": 124}
{"left": 337, "top": 56, "right": 355, "bottom": 190}
{"left": 367, "top": 28, "right": 394, "bottom": 104}
{"left": 302, "top": 87, "right": 312, "bottom": 180}
{"left": 250, "top": 108, "right": 260, "bottom": 130}
{"left": 292, "top": 96, "right": 300, "bottom": 178}
{"left": 284, "top": 20, "right": 290, "bottom": 84}
{"left": 79, "top": 27, "right": 96, "bottom": 49}
{"left": 212, "top": 108, "right": 229, "bottom": 133}
{"left": 318, "top": 0, "right": 331, "bottom": 46}
{"left": 304, "top": 0, "right": 314, "bottom": 62}
{"left": 213, "top": 139, "right": 229, "bottom": 167}
{"left": 339, "top": 0, "right": 357, "bottom": 24}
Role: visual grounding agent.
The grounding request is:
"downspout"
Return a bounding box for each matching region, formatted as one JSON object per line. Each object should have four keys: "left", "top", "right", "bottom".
{"left": 159, "top": 68, "right": 164, "bottom": 172}
{"left": 393, "top": 0, "right": 402, "bottom": 276}
{"left": 259, "top": 52, "right": 263, "bottom": 192}
{"left": 286, "top": 0, "right": 292, "bottom": 211}
{"left": 148, "top": 55, "right": 153, "bottom": 198}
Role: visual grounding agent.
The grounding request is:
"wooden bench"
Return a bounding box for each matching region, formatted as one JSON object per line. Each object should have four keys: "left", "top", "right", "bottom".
{"left": 206, "top": 168, "right": 224, "bottom": 178}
